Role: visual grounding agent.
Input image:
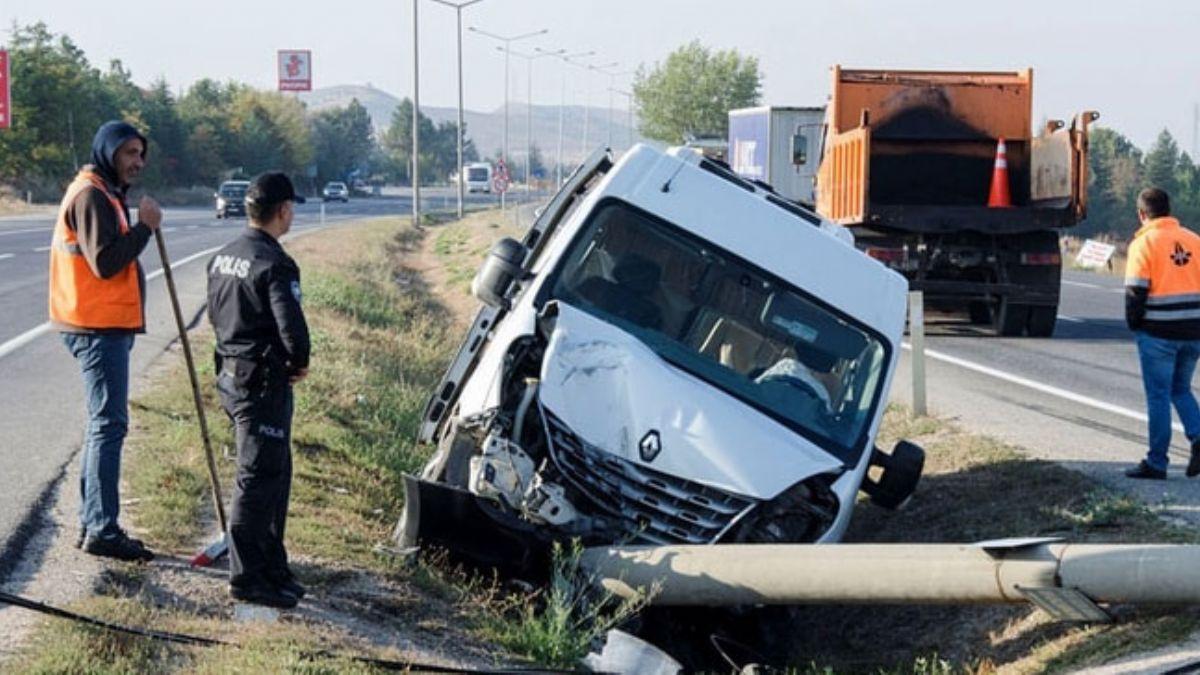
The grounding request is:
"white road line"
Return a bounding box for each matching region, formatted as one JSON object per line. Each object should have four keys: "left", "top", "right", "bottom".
{"left": 1062, "top": 280, "right": 1102, "bottom": 289}
{"left": 0, "top": 244, "right": 223, "bottom": 362}
{"left": 186, "top": 225, "right": 199, "bottom": 230}
{"left": 33, "top": 246, "right": 50, "bottom": 253}
{"left": 1110, "top": 288, "right": 1126, "bottom": 294}
{"left": 1056, "top": 315, "right": 1084, "bottom": 323}
{"left": 163, "top": 227, "right": 177, "bottom": 233}
{"left": 902, "top": 343, "right": 1183, "bottom": 433}
{"left": 0, "top": 227, "right": 49, "bottom": 237}
{"left": 0, "top": 253, "right": 13, "bottom": 260}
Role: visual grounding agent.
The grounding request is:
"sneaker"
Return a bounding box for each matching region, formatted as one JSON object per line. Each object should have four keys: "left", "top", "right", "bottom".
{"left": 230, "top": 583, "right": 299, "bottom": 610}
{"left": 83, "top": 530, "right": 155, "bottom": 562}
{"left": 1188, "top": 439, "right": 1200, "bottom": 478}
{"left": 1124, "top": 461, "right": 1167, "bottom": 480}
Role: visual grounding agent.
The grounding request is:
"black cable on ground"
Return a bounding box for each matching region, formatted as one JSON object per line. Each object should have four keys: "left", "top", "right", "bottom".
{"left": 0, "top": 589, "right": 586, "bottom": 674}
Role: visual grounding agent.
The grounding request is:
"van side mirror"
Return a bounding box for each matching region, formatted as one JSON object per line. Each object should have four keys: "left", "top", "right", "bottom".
{"left": 472, "top": 237, "right": 529, "bottom": 310}
{"left": 791, "top": 134, "right": 808, "bottom": 165}
{"left": 860, "top": 440, "right": 925, "bottom": 510}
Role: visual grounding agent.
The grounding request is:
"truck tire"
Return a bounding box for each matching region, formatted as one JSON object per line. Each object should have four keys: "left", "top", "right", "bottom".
{"left": 968, "top": 301, "right": 992, "bottom": 325}
{"left": 1027, "top": 305, "right": 1058, "bottom": 338}
{"left": 994, "top": 300, "right": 1028, "bottom": 337}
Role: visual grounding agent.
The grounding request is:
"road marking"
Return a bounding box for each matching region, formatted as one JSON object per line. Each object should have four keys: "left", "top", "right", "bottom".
{"left": 163, "top": 227, "right": 177, "bottom": 233}
{"left": 0, "top": 253, "right": 13, "bottom": 260}
{"left": 0, "top": 227, "right": 48, "bottom": 237}
{"left": 1056, "top": 315, "right": 1084, "bottom": 323}
{"left": 33, "top": 246, "right": 50, "bottom": 253}
{"left": 1062, "top": 280, "right": 1104, "bottom": 289}
{"left": 1110, "top": 288, "right": 1126, "bottom": 294}
{"left": 186, "top": 225, "right": 199, "bottom": 230}
{"left": 0, "top": 243, "right": 224, "bottom": 362}
{"left": 902, "top": 343, "right": 1183, "bottom": 433}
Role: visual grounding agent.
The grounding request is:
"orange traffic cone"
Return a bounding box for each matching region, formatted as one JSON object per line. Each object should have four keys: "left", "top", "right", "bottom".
{"left": 987, "top": 137, "right": 1012, "bottom": 208}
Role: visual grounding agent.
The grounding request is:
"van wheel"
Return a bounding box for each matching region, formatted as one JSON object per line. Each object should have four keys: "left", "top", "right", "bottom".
{"left": 1027, "top": 305, "right": 1058, "bottom": 337}
{"left": 994, "top": 300, "right": 1028, "bottom": 336}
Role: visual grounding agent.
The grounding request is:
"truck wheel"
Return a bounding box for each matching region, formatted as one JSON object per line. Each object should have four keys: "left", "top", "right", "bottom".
{"left": 994, "top": 301, "right": 1028, "bottom": 337}
{"left": 968, "top": 301, "right": 992, "bottom": 325}
{"left": 1027, "top": 305, "right": 1058, "bottom": 338}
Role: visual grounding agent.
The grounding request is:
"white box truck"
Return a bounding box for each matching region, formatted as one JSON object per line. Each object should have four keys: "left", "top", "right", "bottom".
{"left": 728, "top": 106, "right": 825, "bottom": 206}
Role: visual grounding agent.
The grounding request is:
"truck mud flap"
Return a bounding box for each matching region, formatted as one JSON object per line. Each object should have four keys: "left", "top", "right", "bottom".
{"left": 396, "top": 474, "right": 556, "bottom": 579}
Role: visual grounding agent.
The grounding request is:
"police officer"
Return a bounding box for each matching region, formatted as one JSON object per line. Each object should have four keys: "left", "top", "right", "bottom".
{"left": 207, "top": 172, "right": 310, "bottom": 608}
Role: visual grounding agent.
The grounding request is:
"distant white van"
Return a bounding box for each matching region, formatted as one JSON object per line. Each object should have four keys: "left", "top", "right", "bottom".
{"left": 465, "top": 162, "right": 492, "bottom": 193}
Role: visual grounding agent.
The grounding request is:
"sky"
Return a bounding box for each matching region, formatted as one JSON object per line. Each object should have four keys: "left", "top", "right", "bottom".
{"left": 3, "top": 0, "right": 1199, "bottom": 152}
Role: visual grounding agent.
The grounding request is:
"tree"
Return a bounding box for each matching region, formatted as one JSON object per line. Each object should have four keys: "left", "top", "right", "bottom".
{"left": 310, "top": 98, "right": 375, "bottom": 185}
{"left": 1144, "top": 129, "right": 1180, "bottom": 197}
{"left": 632, "top": 41, "right": 761, "bottom": 144}
{"left": 380, "top": 99, "right": 474, "bottom": 185}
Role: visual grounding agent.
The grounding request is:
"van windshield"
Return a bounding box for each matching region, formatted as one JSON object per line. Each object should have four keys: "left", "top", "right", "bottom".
{"left": 467, "top": 167, "right": 489, "bottom": 181}
{"left": 219, "top": 184, "right": 247, "bottom": 198}
{"left": 545, "top": 199, "right": 888, "bottom": 462}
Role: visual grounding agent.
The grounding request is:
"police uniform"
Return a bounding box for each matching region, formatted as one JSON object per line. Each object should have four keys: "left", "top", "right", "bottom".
{"left": 207, "top": 177, "right": 309, "bottom": 598}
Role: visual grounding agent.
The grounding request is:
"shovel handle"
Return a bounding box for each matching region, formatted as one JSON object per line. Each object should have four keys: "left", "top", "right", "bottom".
{"left": 153, "top": 228, "right": 228, "bottom": 534}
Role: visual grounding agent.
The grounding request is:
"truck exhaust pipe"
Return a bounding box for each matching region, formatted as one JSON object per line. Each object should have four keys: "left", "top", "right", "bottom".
{"left": 580, "top": 539, "right": 1200, "bottom": 621}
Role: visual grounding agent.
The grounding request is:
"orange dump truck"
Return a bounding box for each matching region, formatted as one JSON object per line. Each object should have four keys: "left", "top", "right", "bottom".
{"left": 816, "top": 66, "right": 1098, "bottom": 336}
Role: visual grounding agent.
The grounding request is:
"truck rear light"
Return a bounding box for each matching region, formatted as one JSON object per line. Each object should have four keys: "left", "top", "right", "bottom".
{"left": 1020, "top": 253, "right": 1061, "bottom": 265}
{"left": 866, "top": 247, "right": 906, "bottom": 264}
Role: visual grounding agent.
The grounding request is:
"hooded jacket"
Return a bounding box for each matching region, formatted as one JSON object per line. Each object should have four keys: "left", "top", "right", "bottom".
{"left": 49, "top": 121, "right": 152, "bottom": 332}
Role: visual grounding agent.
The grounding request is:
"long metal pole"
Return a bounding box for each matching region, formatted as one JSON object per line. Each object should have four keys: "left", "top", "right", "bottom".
{"left": 910, "top": 290, "right": 927, "bottom": 416}
{"left": 556, "top": 66, "right": 565, "bottom": 186}
{"left": 526, "top": 57, "right": 533, "bottom": 198}
{"left": 153, "top": 229, "right": 227, "bottom": 535}
{"left": 502, "top": 43, "right": 509, "bottom": 211}
{"left": 455, "top": 8, "right": 465, "bottom": 218}
{"left": 412, "top": 0, "right": 421, "bottom": 226}
{"left": 607, "top": 74, "right": 614, "bottom": 148}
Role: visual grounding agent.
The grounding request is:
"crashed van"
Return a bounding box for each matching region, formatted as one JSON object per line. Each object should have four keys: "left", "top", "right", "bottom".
{"left": 397, "top": 145, "right": 924, "bottom": 573}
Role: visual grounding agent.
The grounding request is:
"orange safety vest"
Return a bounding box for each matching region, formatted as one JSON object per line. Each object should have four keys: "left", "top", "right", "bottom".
{"left": 1125, "top": 217, "right": 1200, "bottom": 323}
{"left": 48, "top": 170, "right": 143, "bottom": 330}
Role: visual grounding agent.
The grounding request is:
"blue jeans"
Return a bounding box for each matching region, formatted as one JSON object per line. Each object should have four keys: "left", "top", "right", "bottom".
{"left": 63, "top": 333, "right": 134, "bottom": 540}
{"left": 1135, "top": 331, "right": 1200, "bottom": 471}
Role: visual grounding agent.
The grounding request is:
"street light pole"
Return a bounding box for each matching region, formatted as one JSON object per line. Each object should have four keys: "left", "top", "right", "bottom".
{"left": 412, "top": 0, "right": 421, "bottom": 227}
{"left": 429, "top": 0, "right": 485, "bottom": 219}
{"left": 582, "top": 61, "right": 618, "bottom": 156}
{"left": 500, "top": 47, "right": 563, "bottom": 200}
{"left": 604, "top": 69, "right": 635, "bottom": 150}
{"left": 537, "top": 48, "right": 593, "bottom": 187}
{"left": 468, "top": 26, "right": 547, "bottom": 211}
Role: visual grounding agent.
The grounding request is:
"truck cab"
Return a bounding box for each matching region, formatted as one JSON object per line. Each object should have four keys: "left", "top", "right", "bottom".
{"left": 398, "top": 145, "right": 923, "bottom": 573}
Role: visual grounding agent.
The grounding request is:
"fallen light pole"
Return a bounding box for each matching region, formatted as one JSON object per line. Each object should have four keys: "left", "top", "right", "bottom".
{"left": 580, "top": 540, "right": 1200, "bottom": 621}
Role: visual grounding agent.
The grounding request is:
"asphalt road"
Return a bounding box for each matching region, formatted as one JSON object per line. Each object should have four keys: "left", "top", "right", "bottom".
{"left": 0, "top": 188, "right": 509, "bottom": 573}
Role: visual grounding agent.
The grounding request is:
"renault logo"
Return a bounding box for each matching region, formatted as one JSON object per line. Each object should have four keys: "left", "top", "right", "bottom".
{"left": 639, "top": 430, "right": 662, "bottom": 462}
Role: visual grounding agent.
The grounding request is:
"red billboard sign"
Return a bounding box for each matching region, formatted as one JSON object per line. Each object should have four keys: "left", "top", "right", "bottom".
{"left": 0, "top": 50, "right": 10, "bottom": 130}
{"left": 277, "top": 50, "right": 312, "bottom": 92}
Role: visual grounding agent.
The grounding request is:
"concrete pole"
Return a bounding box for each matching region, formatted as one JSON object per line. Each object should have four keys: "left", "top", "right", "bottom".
{"left": 412, "top": 0, "right": 421, "bottom": 227}
{"left": 581, "top": 543, "right": 1200, "bottom": 608}
{"left": 909, "top": 290, "right": 927, "bottom": 416}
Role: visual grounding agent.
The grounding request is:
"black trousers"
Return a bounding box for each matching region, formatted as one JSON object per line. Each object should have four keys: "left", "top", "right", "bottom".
{"left": 216, "top": 359, "right": 294, "bottom": 588}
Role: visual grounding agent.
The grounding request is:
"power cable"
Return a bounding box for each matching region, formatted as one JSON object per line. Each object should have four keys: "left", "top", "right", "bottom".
{"left": 0, "top": 589, "right": 587, "bottom": 674}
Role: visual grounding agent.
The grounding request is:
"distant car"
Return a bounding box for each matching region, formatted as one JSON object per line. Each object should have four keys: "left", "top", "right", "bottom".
{"left": 322, "top": 181, "right": 349, "bottom": 203}
{"left": 214, "top": 180, "right": 250, "bottom": 219}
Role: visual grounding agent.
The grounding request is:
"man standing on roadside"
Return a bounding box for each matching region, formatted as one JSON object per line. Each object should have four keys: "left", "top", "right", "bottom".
{"left": 51, "top": 121, "right": 161, "bottom": 561}
{"left": 207, "top": 172, "right": 310, "bottom": 609}
{"left": 1124, "top": 187, "right": 1200, "bottom": 480}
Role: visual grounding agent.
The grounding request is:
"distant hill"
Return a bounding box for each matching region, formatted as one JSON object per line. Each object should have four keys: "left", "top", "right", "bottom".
{"left": 301, "top": 84, "right": 641, "bottom": 169}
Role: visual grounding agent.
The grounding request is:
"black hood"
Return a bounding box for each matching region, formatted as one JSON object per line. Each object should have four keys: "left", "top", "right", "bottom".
{"left": 90, "top": 121, "right": 147, "bottom": 189}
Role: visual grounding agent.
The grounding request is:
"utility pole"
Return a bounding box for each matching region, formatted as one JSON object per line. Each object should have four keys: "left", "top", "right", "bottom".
{"left": 500, "top": 47, "right": 562, "bottom": 199}
{"left": 1193, "top": 102, "right": 1198, "bottom": 159}
{"left": 429, "top": 0, "right": 485, "bottom": 219}
{"left": 582, "top": 61, "right": 618, "bottom": 155}
{"left": 603, "top": 69, "right": 634, "bottom": 149}
{"left": 537, "top": 48, "right": 593, "bottom": 187}
{"left": 468, "top": 26, "right": 547, "bottom": 211}
{"left": 412, "top": 0, "right": 421, "bottom": 227}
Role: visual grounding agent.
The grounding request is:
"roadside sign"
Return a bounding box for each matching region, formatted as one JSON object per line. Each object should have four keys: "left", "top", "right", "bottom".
{"left": 277, "top": 50, "right": 312, "bottom": 92}
{"left": 493, "top": 159, "right": 510, "bottom": 194}
{"left": 1076, "top": 239, "right": 1116, "bottom": 268}
{"left": 0, "top": 50, "right": 10, "bottom": 130}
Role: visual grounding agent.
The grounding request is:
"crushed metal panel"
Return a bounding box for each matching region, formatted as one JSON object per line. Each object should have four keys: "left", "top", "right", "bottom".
{"left": 1016, "top": 586, "right": 1111, "bottom": 623}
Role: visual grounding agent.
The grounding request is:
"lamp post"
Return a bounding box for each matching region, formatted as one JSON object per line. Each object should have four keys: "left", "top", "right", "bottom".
{"left": 604, "top": 69, "right": 635, "bottom": 149}
{"left": 468, "top": 26, "right": 547, "bottom": 210}
{"left": 582, "top": 61, "right": 619, "bottom": 157}
{"left": 536, "top": 48, "right": 593, "bottom": 187}
{"left": 499, "top": 46, "right": 562, "bottom": 199}
{"left": 610, "top": 88, "right": 635, "bottom": 151}
{"left": 412, "top": 0, "right": 420, "bottom": 227}
{"left": 428, "top": 0, "right": 485, "bottom": 219}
